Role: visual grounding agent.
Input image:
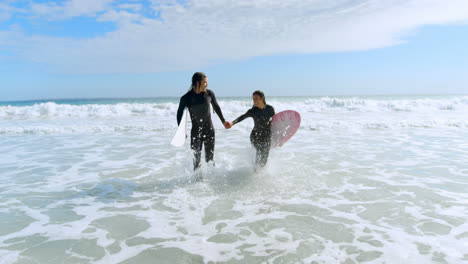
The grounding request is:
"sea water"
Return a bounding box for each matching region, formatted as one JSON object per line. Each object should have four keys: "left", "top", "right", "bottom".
{"left": 0, "top": 95, "right": 467, "bottom": 263}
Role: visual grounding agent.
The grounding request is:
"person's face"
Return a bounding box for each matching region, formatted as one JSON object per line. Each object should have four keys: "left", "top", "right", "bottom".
{"left": 199, "top": 77, "right": 208, "bottom": 91}
{"left": 253, "top": 94, "right": 263, "bottom": 107}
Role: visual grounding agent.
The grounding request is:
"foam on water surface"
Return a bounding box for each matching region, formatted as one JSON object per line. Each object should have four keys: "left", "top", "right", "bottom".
{"left": 1, "top": 95, "right": 468, "bottom": 263}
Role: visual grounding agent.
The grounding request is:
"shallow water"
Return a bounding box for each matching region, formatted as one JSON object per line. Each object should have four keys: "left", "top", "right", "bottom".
{"left": 1, "top": 95, "right": 467, "bottom": 263}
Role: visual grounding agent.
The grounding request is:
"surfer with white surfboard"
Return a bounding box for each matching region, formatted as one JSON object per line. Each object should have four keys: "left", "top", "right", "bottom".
{"left": 176, "top": 72, "right": 230, "bottom": 171}
{"left": 226, "top": 90, "right": 275, "bottom": 170}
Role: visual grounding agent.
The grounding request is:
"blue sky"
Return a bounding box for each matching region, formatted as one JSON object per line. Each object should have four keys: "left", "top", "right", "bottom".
{"left": 1, "top": 0, "right": 468, "bottom": 101}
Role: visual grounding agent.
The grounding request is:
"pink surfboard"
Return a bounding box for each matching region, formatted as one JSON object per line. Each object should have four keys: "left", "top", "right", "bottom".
{"left": 271, "top": 110, "right": 301, "bottom": 148}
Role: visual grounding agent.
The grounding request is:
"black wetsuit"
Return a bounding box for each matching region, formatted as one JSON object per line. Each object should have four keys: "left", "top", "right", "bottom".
{"left": 177, "top": 89, "right": 226, "bottom": 170}
{"left": 232, "top": 104, "right": 275, "bottom": 168}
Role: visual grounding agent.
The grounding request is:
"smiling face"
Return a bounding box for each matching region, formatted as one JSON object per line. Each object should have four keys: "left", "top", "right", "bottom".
{"left": 200, "top": 77, "right": 208, "bottom": 91}
{"left": 253, "top": 94, "right": 264, "bottom": 108}
{"left": 196, "top": 77, "right": 208, "bottom": 93}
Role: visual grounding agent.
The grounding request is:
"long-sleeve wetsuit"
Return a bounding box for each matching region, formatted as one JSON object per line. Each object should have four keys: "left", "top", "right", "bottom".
{"left": 177, "top": 89, "right": 226, "bottom": 170}
{"left": 232, "top": 104, "right": 275, "bottom": 168}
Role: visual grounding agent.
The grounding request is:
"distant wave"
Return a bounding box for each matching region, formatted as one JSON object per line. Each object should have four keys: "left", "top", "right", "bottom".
{"left": 0, "top": 96, "right": 467, "bottom": 134}
{"left": 0, "top": 102, "right": 177, "bottom": 118}
{"left": 1, "top": 96, "right": 467, "bottom": 119}
{"left": 297, "top": 96, "right": 468, "bottom": 112}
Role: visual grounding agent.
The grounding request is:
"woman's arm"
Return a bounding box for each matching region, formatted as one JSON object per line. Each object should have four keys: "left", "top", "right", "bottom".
{"left": 232, "top": 109, "right": 253, "bottom": 125}
{"left": 209, "top": 90, "right": 226, "bottom": 123}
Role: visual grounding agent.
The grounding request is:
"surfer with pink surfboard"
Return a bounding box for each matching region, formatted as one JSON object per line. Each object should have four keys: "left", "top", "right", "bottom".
{"left": 226, "top": 90, "right": 274, "bottom": 169}
{"left": 226, "top": 90, "right": 301, "bottom": 170}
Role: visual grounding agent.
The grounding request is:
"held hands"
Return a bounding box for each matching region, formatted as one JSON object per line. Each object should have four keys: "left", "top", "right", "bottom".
{"left": 223, "top": 121, "right": 233, "bottom": 129}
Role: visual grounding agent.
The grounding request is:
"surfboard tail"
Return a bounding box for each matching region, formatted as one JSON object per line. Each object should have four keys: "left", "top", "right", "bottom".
{"left": 171, "top": 108, "right": 188, "bottom": 147}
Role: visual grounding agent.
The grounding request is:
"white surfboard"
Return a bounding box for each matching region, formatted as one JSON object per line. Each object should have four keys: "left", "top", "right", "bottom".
{"left": 171, "top": 108, "right": 188, "bottom": 147}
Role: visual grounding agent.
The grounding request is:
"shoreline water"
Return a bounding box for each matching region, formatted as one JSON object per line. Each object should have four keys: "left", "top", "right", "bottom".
{"left": 1, "top": 94, "right": 467, "bottom": 263}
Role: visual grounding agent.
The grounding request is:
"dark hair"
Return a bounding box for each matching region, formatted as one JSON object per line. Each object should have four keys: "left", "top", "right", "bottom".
{"left": 253, "top": 90, "right": 266, "bottom": 104}
{"left": 191, "top": 72, "right": 207, "bottom": 92}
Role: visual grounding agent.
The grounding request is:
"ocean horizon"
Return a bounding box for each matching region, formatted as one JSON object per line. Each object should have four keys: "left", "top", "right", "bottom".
{"left": 2, "top": 93, "right": 467, "bottom": 106}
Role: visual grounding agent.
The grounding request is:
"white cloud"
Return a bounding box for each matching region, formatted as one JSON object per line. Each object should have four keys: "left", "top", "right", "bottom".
{"left": 1, "top": 0, "right": 468, "bottom": 73}
{"left": 97, "top": 9, "right": 144, "bottom": 24}
{"left": 116, "top": 3, "right": 143, "bottom": 12}
{"left": 29, "top": 0, "right": 113, "bottom": 20}
{"left": 0, "top": 12, "right": 11, "bottom": 22}
{"left": 0, "top": 1, "right": 24, "bottom": 22}
{"left": 62, "top": 0, "right": 113, "bottom": 18}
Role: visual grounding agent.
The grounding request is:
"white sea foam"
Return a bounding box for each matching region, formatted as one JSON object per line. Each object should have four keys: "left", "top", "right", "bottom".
{"left": 1, "top": 96, "right": 467, "bottom": 134}
{"left": 0, "top": 102, "right": 177, "bottom": 118}
{"left": 1, "top": 96, "right": 467, "bottom": 263}
{"left": 1, "top": 96, "right": 467, "bottom": 119}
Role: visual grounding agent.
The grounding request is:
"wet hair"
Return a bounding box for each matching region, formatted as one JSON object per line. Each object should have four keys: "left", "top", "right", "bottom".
{"left": 191, "top": 72, "right": 207, "bottom": 92}
{"left": 253, "top": 90, "right": 266, "bottom": 104}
